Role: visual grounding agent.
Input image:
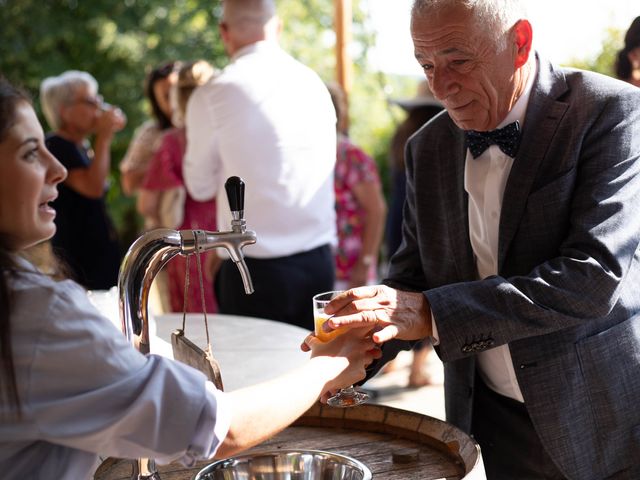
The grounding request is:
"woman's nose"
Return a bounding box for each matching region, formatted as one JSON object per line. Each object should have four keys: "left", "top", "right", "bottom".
{"left": 45, "top": 148, "right": 67, "bottom": 184}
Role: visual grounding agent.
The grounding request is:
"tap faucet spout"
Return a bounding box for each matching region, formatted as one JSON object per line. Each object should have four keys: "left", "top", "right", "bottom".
{"left": 182, "top": 228, "right": 256, "bottom": 294}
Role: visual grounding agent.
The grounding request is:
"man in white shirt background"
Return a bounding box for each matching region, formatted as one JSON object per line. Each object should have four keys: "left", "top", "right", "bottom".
{"left": 183, "top": 0, "right": 337, "bottom": 329}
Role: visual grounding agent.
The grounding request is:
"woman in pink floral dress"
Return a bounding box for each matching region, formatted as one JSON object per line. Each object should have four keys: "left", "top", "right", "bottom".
{"left": 327, "top": 83, "right": 387, "bottom": 290}
{"left": 138, "top": 61, "right": 219, "bottom": 312}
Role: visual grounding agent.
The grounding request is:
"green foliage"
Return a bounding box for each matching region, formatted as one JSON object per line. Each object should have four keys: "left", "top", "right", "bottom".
{"left": 0, "top": 0, "right": 418, "bottom": 247}
{"left": 1, "top": 0, "right": 227, "bottom": 245}
{"left": 278, "top": 0, "right": 421, "bottom": 200}
{"left": 279, "top": 0, "right": 336, "bottom": 75}
{"left": 564, "top": 27, "right": 624, "bottom": 77}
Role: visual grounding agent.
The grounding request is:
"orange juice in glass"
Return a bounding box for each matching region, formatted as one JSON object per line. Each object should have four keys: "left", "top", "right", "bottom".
{"left": 312, "top": 290, "right": 368, "bottom": 407}
{"left": 314, "top": 313, "right": 343, "bottom": 342}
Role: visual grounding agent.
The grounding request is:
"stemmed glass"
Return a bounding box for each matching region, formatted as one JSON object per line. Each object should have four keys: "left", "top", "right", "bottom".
{"left": 312, "top": 290, "right": 368, "bottom": 407}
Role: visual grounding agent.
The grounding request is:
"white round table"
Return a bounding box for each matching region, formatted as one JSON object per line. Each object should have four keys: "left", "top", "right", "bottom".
{"left": 152, "top": 313, "right": 311, "bottom": 391}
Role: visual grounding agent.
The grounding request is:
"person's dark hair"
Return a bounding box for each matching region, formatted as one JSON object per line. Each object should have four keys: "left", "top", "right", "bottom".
{"left": 0, "top": 76, "right": 31, "bottom": 415}
{"left": 615, "top": 16, "right": 640, "bottom": 80}
{"left": 325, "top": 81, "right": 349, "bottom": 136}
{"left": 144, "top": 61, "right": 176, "bottom": 130}
{"left": 390, "top": 105, "right": 443, "bottom": 171}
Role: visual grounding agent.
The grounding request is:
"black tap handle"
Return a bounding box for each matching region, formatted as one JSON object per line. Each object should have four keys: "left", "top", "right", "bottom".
{"left": 225, "top": 176, "right": 245, "bottom": 214}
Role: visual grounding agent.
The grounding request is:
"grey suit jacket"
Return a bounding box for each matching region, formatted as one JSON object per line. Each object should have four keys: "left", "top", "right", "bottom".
{"left": 383, "top": 56, "right": 640, "bottom": 479}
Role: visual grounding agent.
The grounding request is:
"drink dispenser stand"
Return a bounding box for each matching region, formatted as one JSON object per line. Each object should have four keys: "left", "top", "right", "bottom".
{"left": 117, "top": 176, "right": 256, "bottom": 480}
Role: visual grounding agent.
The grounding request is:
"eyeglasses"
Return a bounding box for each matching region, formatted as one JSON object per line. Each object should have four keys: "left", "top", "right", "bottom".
{"left": 74, "top": 94, "right": 104, "bottom": 109}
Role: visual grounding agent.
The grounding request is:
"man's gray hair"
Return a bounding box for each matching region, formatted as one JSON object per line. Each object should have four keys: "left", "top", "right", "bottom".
{"left": 411, "top": 0, "right": 528, "bottom": 51}
{"left": 39, "top": 70, "right": 98, "bottom": 131}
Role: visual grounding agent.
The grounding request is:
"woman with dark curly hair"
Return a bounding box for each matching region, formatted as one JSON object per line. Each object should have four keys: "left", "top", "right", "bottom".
{"left": 615, "top": 16, "right": 640, "bottom": 87}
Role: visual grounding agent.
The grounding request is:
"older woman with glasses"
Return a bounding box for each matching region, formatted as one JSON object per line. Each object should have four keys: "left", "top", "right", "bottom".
{"left": 40, "top": 70, "right": 126, "bottom": 290}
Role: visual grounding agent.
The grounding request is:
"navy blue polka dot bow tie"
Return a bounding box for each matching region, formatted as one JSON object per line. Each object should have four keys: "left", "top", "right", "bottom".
{"left": 465, "top": 121, "right": 521, "bottom": 158}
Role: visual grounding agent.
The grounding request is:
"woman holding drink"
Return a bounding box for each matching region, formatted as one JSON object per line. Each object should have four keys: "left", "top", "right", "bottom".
{"left": 0, "top": 76, "right": 381, "bottom": 480}
{"left": 39, "top": 70, "right": 126, "bottom": 290}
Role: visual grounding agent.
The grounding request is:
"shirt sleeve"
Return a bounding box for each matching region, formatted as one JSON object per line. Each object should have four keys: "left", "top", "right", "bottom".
{"left": 20, "top": 279, "right": 229, "bottom": 464}
{"left": 120, "top": 121, "right": 161, "bottom": 174}
{"left": 183, "top": 86, "right": 222, "bottom": 202}
{"left": 431, "top": 314, "right": 440, "bottom": 346}
{"left": 176, "top": 382, "right": 232, "bottom": 466}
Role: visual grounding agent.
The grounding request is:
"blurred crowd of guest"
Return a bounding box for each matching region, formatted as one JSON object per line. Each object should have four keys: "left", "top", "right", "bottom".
{"left": 24, "top": 11, "right": 640, "bottom": 382}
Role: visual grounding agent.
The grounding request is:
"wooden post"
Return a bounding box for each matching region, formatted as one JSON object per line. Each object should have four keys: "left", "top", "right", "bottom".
{"left": 334, "top": 0, "right": 352, "bottom": 94}
{"left": 334, "top": 0, "right": 352, "bottom": 128}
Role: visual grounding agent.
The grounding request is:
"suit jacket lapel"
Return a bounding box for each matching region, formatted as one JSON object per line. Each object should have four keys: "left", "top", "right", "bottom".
{"left": 498, "top": 56, "right": 570, "bottom": 271}
{"left": 442, "top": 122, "right": 478, "bottom": 280}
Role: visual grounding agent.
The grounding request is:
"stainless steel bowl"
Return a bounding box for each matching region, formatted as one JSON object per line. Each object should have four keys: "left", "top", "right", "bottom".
{"left": 194, "top": 449, "right": 373, "bottom": 480}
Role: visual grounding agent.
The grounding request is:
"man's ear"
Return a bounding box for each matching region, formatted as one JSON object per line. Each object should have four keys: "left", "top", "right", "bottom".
{"left": 513, "top": 19, "right": 533, "bottom": 68}
{"left": 219, "top": 22, "right": 230, "bottom": 43}
{"left": 218, "top": 21, "right": 235, "bottom": 55}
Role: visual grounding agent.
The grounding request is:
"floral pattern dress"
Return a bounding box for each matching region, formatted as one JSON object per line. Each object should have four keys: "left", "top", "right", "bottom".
{"left": 142, "top": 127, "right": 218, "bottom": 313}
{"left": 334, "top": 134, "right": 382, "bottom": 284}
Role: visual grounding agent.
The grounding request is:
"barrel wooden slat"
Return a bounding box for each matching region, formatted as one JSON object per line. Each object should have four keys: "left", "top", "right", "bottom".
{"left": 345, "top": 446, "right": 462, "bottom": 476}
{"left": 250, "top": 425, "right": 462, "bottom": 478}
{"left": 95, "top": 404, "right": 482, "bottom": 480}
{"left": 256, "top": 426, "right": 387, "bottom": 450}
{"left": 339, "top": 448, "right": 462, "bottom": 478}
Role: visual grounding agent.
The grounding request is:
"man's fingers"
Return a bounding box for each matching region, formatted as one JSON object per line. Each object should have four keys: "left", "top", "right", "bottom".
{"left": 372, "top": 324, "right": 400, "bottom": 343}
{"left": 324, "top": 285, "right": 386, "bottom": 315}
{"left": 327, "top": 307, "right": 390, "bottom": 330}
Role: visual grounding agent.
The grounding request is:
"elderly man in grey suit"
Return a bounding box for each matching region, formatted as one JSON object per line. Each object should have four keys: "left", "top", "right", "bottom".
{"left": 317, "top": 0, "right": 640, "bottom": 478}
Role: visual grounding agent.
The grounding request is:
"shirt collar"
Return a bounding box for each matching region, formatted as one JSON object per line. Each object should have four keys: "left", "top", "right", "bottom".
{"left": 231, "top": 40, "right": 280, "bottom": 62}
{"left": 13, "top": 254, "right": 37, "bottom": 271}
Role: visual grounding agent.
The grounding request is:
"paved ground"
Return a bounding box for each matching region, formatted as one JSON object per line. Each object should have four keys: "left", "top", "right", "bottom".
{"left": 364, "top": 348, "right": 446, "bottom": 420}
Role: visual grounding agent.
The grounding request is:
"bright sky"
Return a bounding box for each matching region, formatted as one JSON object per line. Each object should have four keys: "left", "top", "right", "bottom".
{"left": 367, "top": 0, "right": 640, "bottom": 76}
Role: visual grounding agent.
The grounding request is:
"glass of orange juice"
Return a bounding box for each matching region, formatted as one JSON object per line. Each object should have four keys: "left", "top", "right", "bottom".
{"left": 312, "top": 290, "right": 368, "bottom": 407}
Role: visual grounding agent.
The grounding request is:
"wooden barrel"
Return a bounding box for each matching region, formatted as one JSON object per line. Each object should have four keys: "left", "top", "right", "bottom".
{"left": 95, "top": 403, "right": 484, "bottom": 480}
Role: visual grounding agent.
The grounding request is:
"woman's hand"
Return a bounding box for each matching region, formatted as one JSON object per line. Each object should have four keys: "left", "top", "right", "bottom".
{"left": 303, "top": 327, "right": 381, "bottom": 396}
{"left": 95, "top": 104, "right": 127, "bottom": 138}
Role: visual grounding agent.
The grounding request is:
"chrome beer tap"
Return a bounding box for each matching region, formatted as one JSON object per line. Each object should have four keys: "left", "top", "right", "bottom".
{"left": 117, "top": 176, "right": 256, "bottom": 479}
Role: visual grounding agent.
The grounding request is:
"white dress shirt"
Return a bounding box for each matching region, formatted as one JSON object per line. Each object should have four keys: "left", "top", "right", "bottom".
{"left": 183, "top": 41, "right": 337, "bottom": 258}
{"left": 0, "top": 257, "right": 230, "bottom": 480}
{"left": 465, "top": 63, "right": 537, "bottom": 402}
